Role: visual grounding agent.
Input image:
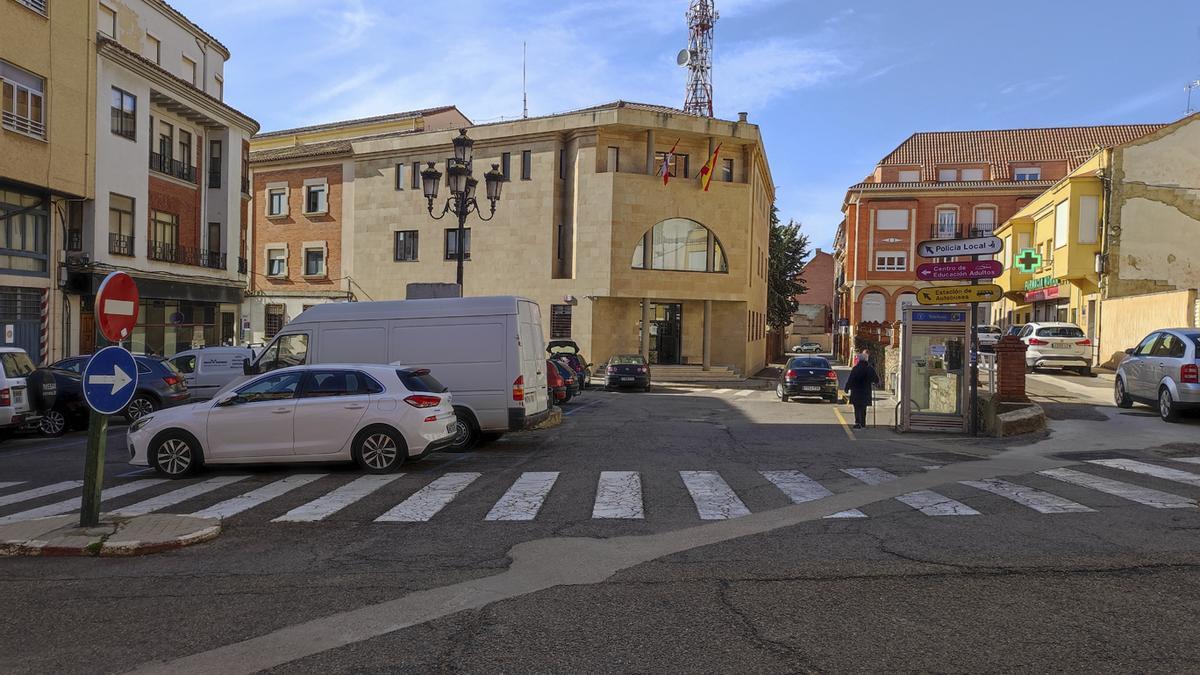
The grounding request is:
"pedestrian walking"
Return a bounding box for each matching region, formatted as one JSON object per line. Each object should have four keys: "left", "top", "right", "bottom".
{"left": 845, "top": 350, "right": 881, "bottom": 429}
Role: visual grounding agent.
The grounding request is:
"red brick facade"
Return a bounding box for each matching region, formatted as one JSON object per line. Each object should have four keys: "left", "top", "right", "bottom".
{"left": 251, "top": 163, "right": 343, "bottom": 294}
{"left": 797, "top": 249, "right": 835, "bottom": 308}
{"left": 148, "top": 174, "right": 202, "bottom": 251}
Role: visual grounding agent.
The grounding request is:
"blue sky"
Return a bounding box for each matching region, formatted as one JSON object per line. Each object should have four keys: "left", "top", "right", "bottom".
{"left": 176, "top": 0, "right": 1200, "bottom": 249}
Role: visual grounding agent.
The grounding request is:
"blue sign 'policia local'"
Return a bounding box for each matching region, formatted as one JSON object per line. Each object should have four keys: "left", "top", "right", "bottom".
{"left": 82, "top": 346, "right": 139, "bottom": 415}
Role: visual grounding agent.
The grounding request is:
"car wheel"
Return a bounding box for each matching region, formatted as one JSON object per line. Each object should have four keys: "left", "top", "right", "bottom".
{"left": 124, "top": 395, "right": 158, "bottom": 423}
{"left": 38, "top": 409, "right": 67, "bottom": 437}
{"left": 445, "top": 407, "right": 480, "bottom": 452}
{"left": 1114, "top": 378, "right": 1133, "bottom": 409}
{"left": 776, "top": 383, "right": 789, "bottom": 402}
{"left": 150, "top": 430, "right": 202, "bottom": 478}
{"left": 352, "top": 426, "right": 406, "bottom": 473}
{"left": 1159, "top": 387, "right": 1181, "bottom": 423}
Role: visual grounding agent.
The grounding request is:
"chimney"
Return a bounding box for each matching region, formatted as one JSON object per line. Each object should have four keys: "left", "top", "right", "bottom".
{"left": 737, "top": 112, "right": 748, "bottom": 123}
{"left": 816, "top": 247, "right": 823, "bottom": 255}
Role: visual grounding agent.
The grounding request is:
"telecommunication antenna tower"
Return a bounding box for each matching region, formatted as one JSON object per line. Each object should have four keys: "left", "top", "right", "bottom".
{"left": 1187, "top": 80, "right": 1200, "bottom": 115}
{"left": 680, "top": 0, "right": 717, "bottom": 117}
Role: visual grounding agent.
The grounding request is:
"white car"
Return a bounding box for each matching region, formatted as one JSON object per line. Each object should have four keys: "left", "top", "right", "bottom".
{"left": 1019, "top": 322, "right": 1093, "bottom": 376}
{"left": 976, "top": 325, "right": 1002, "bottom": 351}
{"left": 1, "top": 347, "right": 40, "bottom": 440}
{"left": 128, "top": 364, "right": 457, "bottom": 477}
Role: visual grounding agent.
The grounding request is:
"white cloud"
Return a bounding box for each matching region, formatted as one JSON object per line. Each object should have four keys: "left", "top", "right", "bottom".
{"left": 714, "top": 38, "right": 849, "bottom": 114}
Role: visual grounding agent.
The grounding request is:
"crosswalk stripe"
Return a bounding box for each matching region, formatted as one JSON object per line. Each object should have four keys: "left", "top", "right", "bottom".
{"left": 0, "top": 479, "right": 167, "bottom": 524}
{"left": 680, "top": 470, "right": 750, "bottom": 520}
{"left": 1038, "top": 468, "right": 1196, "bottom": 509}
{"left": 712, "top": 388, "right": 731, "bottom": 395}
{"left": 760, "top": 470, "right": 866, "bottom": 518}
{"left": 485, "top": 472, "right": 560, "bottom": 521}
{"left": 190, "top": 474, "right": 326, "bottom": 519}
{"left": 273, "top": 474, "right": 405, "bottom": 522}
{"left": 111, "top": 475, "right": 250, "bottom": 516}
{"left": 374, "top": 472, "right": 481, "bottom": 522}
{"left": 0, "top": 481, "right": 26, "bottom": 491}
{"left": 1088, "top": 459, "right": 1200, "bottom": 488}
{"left": 592, "top": 471, "right": 644, "bottom": 519}
{"left": 842, "top": 468, "right": 979, "bottom": 516}
{"left": 1173, "top": 457, "right": 1200, "bottom": 466}
{"left": 0, "top": 480, "right": 83, "bottom": 508}
{"left": 960, "top": 478, "right": 1095, "bottom": 514}
{"left": 733, "top": 390, "right": 754, "bottom": 398}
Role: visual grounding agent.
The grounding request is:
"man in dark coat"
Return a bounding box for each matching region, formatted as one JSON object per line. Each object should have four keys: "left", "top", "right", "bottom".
{"left": 845, "top": 350, "right": 881, "bottom": 429}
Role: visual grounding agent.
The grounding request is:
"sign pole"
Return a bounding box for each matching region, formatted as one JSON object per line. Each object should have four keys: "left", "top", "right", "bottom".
{"left": 79, "top": 409, "right": 108, "bottom": 527}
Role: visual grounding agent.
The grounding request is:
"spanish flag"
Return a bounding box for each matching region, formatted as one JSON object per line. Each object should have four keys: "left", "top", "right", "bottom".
{"left": 698, "top": 143, "right": 722, "bottom": 192}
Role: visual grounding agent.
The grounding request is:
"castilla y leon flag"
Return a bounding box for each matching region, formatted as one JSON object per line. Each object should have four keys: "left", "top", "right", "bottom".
{"left": 660, "top": 139, "right": 680, "bottom": 185}
{"left": 698, "top": 143, "right": 723, "bottom": 192}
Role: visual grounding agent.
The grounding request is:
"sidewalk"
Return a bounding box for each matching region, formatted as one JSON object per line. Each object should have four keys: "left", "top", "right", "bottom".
{"left": 0, "top": 513, "right": 220, "bottom": 557}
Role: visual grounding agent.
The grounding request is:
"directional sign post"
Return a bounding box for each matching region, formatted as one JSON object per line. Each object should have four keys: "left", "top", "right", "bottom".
{"left": 79, "top": 346, "right": 139, "bottom": 526}
{"left": 916, "top": 260, "right": 1003, "bottom": 282}
{"left": 916, "top": 284, "right": 1004, "bottom": 306}
{"left": 917, "top": 235, "right": 1003, "bottom": 259}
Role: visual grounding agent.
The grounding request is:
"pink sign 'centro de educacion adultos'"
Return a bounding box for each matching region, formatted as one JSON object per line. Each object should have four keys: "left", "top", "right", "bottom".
{"left": 915, "top": 260, "right": 1004, "bottom": 282}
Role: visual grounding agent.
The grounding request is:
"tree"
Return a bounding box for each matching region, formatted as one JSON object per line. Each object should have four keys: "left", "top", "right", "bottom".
{"left": 767, "top": 205, "right": 811, "bottom": 331}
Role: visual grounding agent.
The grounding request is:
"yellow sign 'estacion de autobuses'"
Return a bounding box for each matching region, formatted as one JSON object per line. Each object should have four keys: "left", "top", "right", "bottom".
{"left": 916, "top": 284, "right": 1003, "bottom": 305}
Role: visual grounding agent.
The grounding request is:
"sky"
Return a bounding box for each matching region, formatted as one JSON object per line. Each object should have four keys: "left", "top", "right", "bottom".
{"left": 175, "top": 0, "right": 1200, "bottom": 250}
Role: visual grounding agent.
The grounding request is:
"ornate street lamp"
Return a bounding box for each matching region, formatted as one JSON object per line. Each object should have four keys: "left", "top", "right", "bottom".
{"left": 424, "top": 129, "right": 504, "bottom": 290}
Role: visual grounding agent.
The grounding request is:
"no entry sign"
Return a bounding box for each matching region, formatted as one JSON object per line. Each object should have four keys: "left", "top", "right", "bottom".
{"left": 96, "top": 271, "right": 139, "bottom": 342}
{"left": 916, "top": 260, "right": 1003, "bottom": 282}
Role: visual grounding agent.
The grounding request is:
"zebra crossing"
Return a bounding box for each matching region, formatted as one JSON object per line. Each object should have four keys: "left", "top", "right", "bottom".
{"left": 2, "top": 457, "right": 1200, "bottom": 527}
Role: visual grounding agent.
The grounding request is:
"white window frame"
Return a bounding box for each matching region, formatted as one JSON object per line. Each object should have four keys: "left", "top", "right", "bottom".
{"left": 214, "top": 74, "right": 223, "bottom": 101}
{"left": 1, "top": 61, "right": 47, "bottom": 139}
{"left": 935, "top": 206, "right": 959, "bottom": 239}
{"left": 302, "top": 179, "right": 328, "bottom": 215}
{"left": 98, "top": 3, "right": 116, "bottom": 38}
{"left": 875, "top": 251, "right": 908, "bottom": 272}
{"left": 15, "top": 0, "right": 48, "bottom": 17}
{"left": 1054, "top": 200, "right": 1069, "bottom": 249}
{"left": 898, "top": 169, "right": 920, "bottom": 183}
{"left": 960, "top": 168, "right": 984, "bottom": 181}
{"left": 875, "top": 209, "right": 909, "bottom": 231}
{"left": 1078, "top": 195, "right": 1099, "bottom": 244}
{"left": 302, "top": 241, "right": 327, "bottom": 277}
{"left": 266, "top": 183, "right": 288, "bottom": 217}
{"left": 146, "top": 33, "right": 161, "bottom": 64}
{"left": 182, "top": 55, "right": 197, "bottom": 86}
{"left": 973, "top": 205, "right": 997, "bottom": 236}
{"left": 266, "top": 245, "right": 288, "bottom": 277}
{"left": 1014, "top": 167, "right": 1041, "bottom": 181}
{"left": 937, "top": 168, "right": 958, "bottom": 182}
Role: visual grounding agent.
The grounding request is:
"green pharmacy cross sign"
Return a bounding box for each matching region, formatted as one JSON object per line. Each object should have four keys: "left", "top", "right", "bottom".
{"left": 1015, "top": 248, "right": 1041, "bottom": 274}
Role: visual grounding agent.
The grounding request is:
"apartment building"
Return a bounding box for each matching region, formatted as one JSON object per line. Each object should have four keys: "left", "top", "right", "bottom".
{"left": 994, "top": 113, "right": 1199, "bottom": 366}
{"left": 834, "top": 124, "right": 1162, "bottom": 350}
{"left": 245, "top": 106, "right": 470, "bottom": 341}
{"left": 58, "top": 0, "right": 258, "bottom": 357}
{"left": 346, "top": 102, "right": 773, "bottom": 375}
{"left": 0, "top": 0, "right": 95, "bottom": 363}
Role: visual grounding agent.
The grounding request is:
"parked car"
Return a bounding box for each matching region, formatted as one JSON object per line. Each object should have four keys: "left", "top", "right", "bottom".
{"left": 550, "top": 359, "right": 580, "bottom": 401}
{"left": 52, "top": 354, "right": 191, "bottom": 422}
{"left": 1115, "top": 328, "right": 1200, "bottom": 422}
{"left": 169, "top": 346, "right": 256, "bottom": 400}
{"left": 548, "top": 340, "right": 592, "bottom": 389}
{"left": 546, "top": 359, "right": 567, "bottom": 404}
{"left": 37, "top": 369, "right": 88, "bottom": 437}
{"left": 128, "top": 364, "right": 457, "bottom": 477}
{"left": 240, "top": 296, "right": 550, "bottom": 452}
{"left": 776, "top": 356, "right": 839, "bottom": 403}
{"left": 1, "top": 347, "right": 41, "bottom": 440}
{"left": 976, "top": 325, "right": 1002, "bottom": 351}
{"left": 1005, "top": 324, "right": 1026, "bottom": 338}
{"left": 1017, "top": 322, "right": 1093, "bottom": 376}
{"left": 604, "top": 354, "right": 651, "bottom": 391}
{"left": 792, "top": 342, "right": 823, "bottom": 354}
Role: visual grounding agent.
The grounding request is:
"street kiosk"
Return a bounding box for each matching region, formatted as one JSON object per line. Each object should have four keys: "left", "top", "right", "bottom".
{"left": 898, "top": 306, "right": 971, "bottom": 433}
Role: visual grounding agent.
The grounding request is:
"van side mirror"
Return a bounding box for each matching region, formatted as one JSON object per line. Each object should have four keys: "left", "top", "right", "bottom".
{"left": 242, "top": 357, "right": 254, "bottom": 375}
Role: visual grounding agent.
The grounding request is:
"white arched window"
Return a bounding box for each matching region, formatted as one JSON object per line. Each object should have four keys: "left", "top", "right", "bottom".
{"left": 631, "top": 218, "right": 729, "bottom": 272}
{"left": 861, "top": 292, "right": 886, "bottom": 323}
{"left": 895, "top": 292, "right": 917, "bottom": 321}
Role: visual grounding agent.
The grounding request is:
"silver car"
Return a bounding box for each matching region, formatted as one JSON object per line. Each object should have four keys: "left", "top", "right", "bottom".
{"left": 1115, "top": 328, "right": 1200, "bottom": 422}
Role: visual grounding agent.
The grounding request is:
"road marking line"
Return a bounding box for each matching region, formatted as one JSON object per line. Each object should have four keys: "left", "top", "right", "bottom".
{"left": 680, "top": 471, "right": 751, "bottom": 520}
{"left": 562, "top": 400, "right": 601, "bottom": 416}
{"left": 842, "top": 468, "right": 979, "bottom": 516}
{"left": 485, "top": 472, "right": 560, "bottom": 521}
{"left": 712, "top": 388, "right": 731, "bottom": 395}
{"left": 273, "top": 474, "right": 405, "bottom": 522}
{"left": 190, "top": 474, "right": 326, "bottom": 520}
{"left": 0, "top": 480, "right": 83, "bottom": 508}
{"left": 733, "top": 390, "right": 754, "bottom": 398}
{"left": 1087, "top": 459, "right": 1200, "bottom": 488}
{"left": 111, "top": 475, "right": 250, "bottom": 516}
{"left": 374, "top": 472, "right": 481, "bottom": 522}
{"left": 592, "top": 471, "right": 644, "bottom": 519}
{"left": 1038, "top": 468, "right": 1196, "bottom": 509}
{"left": 960, "top": 478, "right": 1094, "bottom": 514}
{"left": 0, "top": 481, "right": 26, "bottom": 491}
{"left": 116, "top": 468, "right": 155, "bottom": 478}
{"left": 760, "top": 470, "right": 866, "bottom": 518}
{"left": 832, "top": 407, "right": 856, "bottom": 441}
{"left": 1173, "top": 457, "right": 1200, "bottom": 466}
{"left": 0, "top": 479, "right": 167, "bottom": 524}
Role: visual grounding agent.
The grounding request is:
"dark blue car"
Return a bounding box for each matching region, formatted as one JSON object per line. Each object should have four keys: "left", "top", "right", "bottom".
{"left": 51, "top": 354, "right": 190, "bottom": 422}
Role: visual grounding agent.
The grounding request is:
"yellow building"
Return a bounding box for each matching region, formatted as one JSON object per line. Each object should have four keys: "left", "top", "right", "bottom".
{"left": 1, "top": 0, "right": 96, "bottom": 363}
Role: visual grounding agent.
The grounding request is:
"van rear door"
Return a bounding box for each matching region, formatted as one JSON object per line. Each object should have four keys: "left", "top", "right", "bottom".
{"left": 516, "top": 301, "right": 548, "bottom": 418}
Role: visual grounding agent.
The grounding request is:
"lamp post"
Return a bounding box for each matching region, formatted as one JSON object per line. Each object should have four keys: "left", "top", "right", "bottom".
{"left": 421, "top": 129, "right": 505, "bottom": 292}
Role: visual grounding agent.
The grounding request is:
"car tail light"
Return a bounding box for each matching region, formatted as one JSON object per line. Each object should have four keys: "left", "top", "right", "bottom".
{"left": 1075, "top": 339, "right": 1092, "bottom": 346}
{"left": 513, "top": 375, "right": 525, "bottom": 402}
{"left": 0, "top": 388, "right": 9, "bottom": 407}
{"left": 1027, "top": 338, "right": 1047, "bottom": 345}
{"left": 423, "top": 415, "right": 437, "bottom": 422}
{"left": 785, "top": 369, "right": 799, "bottom": 379}
{"left": 826, "top": 370, "right": 838, "bottom": 380}
{"left": 163, "top": 375, "right": 181, "bottom": 387}
{"left": 404, "top": 395, "right": 442, "bottom": 408}
{"left": 1182, "top": 364, "right": 1199, "bottom": 384}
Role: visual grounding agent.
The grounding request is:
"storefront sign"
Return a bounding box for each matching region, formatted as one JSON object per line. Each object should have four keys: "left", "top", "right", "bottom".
{"left": 1024, "top": 275, "right": 1062, "bottom": 291}
{"left": 1024, "top": 284, "right": 1066, "bottom": 303}
{"left": 1015, "top": 248, "right": 1041, "bottom": 273}
{"left": 916, "top": 260, "right": 1003, "bottom": 281}
{"left": 917, "top": 236, "right": 1003, "bottom": 258}
{"left": 916, "top": 284, "right": 1003, "bottom": 305}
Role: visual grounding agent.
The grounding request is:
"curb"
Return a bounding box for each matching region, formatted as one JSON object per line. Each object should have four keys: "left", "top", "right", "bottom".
{"left": 0, "top": 514, "right": 221, "bottom": 558}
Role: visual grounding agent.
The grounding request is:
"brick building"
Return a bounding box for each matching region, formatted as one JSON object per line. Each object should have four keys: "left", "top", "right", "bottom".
{"left": 833, "top": 125, "right": 1161, "bottom": 357}
{"left": 789, "top": 249, "right": 834, "bottom": 350}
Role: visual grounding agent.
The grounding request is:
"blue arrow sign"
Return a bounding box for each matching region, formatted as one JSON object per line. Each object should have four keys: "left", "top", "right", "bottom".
{"left": 82, "top": 346, "right": 139, "bottom": 415}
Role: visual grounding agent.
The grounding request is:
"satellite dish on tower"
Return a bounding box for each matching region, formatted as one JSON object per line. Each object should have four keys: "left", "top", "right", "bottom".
{"left": 676, "top": 49, "right": 692, "bottom": 67}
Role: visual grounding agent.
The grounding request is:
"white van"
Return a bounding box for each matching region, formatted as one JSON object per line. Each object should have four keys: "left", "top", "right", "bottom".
{"left": 170, "top": 346, "right": 256, "bottom": 400}
{"left": 243, "top": 296, "right": 549, "bottom": 450}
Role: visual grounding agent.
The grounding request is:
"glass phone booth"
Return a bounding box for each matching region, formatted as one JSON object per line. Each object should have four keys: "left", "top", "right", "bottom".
{"left": 899, "top": 306, "right": 971, "bottom": 433}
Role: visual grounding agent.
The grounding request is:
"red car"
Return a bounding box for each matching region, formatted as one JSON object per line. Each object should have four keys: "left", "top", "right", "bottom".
{"left": 546, "top": 359, "right": 567, "bottom": 403}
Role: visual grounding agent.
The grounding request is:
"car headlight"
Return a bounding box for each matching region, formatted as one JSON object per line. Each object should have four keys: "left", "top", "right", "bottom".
{"left": 129, "top": 416, "right": 155, "bottom": 433}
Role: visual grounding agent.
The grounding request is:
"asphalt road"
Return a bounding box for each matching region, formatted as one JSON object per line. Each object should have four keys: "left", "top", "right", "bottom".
{"left": 2, "top": 378, "right": 1200, "bottom": 673}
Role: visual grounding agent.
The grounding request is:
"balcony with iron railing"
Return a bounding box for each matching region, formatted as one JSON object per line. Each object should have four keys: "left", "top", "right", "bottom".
{"left": 149, "top": 152, "right": 196, "bottom": 184}
{"left": 108, "top": 233, "right": 135, "bottom": 257}
{"left": 208, "top": 167, "right": 221, "bottom": 189}
{"left": 147, "top": 241, "right": 226, "bottom": 270}
{"left": 928, "top": 224, "right": 995, "bottom": 240}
